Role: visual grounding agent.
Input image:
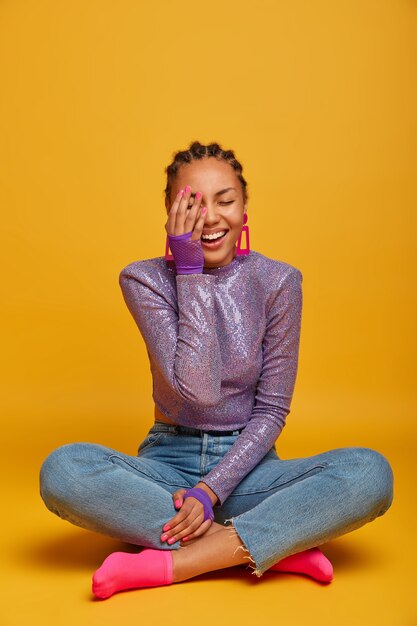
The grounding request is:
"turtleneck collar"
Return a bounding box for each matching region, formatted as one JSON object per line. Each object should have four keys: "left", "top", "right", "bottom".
{"left": 202, "top": 252, "right": 243, "bottom": 276}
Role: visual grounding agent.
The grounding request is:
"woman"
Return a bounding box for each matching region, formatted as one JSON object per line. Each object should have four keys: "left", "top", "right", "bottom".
{"left": 39, "top": 141, "right": 394, "bottom": 600}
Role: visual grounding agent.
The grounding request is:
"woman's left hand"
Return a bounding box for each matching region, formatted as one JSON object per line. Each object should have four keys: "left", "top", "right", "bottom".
{"left": 160, "top": 484, "right": 216, "bottom": 544}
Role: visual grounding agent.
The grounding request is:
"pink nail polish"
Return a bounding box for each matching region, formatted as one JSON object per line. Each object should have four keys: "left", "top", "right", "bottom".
{"left": 167, "top": 537, "right": 176, "bottom": 545}
{"left": 202, "top": 206, "right": 207, "bottom": 214}
{"left": 185, "top": 185, "right": 191, "bottom": 193}
{"left": 183, "top": 536, "right": 189, "bottom": 542}
{"left": 163, "top": 524, "right": 171, "bottom": 532}
{"left": 196, "top": 191, "right": 202, "bottom": 199}
{"left": 161, "top": 533, "right": 168, "bottom": 541}
{"left": 178, "top": 189, "right": 184, "bottom": 196}
{"left": 175, "top": 499, "right": 181, "bottom": 507}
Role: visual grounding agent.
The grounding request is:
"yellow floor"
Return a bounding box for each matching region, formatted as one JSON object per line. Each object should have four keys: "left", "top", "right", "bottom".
{"left": 4, "top": 394, "right": 416, "bottom": 626}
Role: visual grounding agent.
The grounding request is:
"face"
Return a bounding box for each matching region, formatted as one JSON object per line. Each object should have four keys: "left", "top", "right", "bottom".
{"left": 166, "top": 157, "right": 247, "bottom": 268}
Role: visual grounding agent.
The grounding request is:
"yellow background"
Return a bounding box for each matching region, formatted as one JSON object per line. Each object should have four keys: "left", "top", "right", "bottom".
{"left": 1, "top": 1, "right": 416, "bottom": 624}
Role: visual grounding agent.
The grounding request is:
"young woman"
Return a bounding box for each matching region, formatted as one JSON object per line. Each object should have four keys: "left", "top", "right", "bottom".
{"left": 40, "top": 141, "right": 394, "bottom": 599}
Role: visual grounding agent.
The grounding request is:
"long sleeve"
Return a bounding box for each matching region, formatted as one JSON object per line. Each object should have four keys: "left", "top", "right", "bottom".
{"left": 119, "top": 263, "right": 223, "bottom": 407}
{"left": 201, "top": 268, "right": 303, "bottom": 505}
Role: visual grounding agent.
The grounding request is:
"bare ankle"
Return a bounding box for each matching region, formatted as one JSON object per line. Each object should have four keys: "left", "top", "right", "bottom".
{"left": 172, "top": 525, "right": 248, "bottom": 583}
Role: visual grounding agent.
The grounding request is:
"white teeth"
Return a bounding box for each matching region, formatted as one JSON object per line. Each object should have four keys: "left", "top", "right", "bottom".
{"left": 201, "top": 230, "right": 226, "bottom": 241}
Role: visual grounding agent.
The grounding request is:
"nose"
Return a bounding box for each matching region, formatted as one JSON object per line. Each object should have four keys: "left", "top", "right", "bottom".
{"left": 201, "top": 202, "right": 220, "bottom": 223}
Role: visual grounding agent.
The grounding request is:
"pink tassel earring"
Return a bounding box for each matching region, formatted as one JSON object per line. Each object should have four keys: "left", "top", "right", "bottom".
{"left": 235, "top": 213, "right": 250, "bottom": 255}
{"left": 165, "top": 236, "right": 174, "bottom": 261}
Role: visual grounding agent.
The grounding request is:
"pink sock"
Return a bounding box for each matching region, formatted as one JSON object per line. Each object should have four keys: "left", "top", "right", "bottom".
{"left": 92, "top": 548, "right": 173, "bottom": 599}
{"left": 267, "top": 547, "right": 334, "bottom": 583}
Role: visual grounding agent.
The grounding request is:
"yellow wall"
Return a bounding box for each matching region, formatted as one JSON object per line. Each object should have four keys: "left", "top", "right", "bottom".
{"left": 1, "top": 2, "right": 416, "bottom": 623}
{"left": 0, "top": 0, "right": 417, "bottom": 442}
{"left": 2, "top": 0, "right": 415, "bottom": 447}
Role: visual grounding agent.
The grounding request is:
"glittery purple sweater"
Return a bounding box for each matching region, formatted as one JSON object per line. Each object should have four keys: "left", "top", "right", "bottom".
{"left": 119, "top": 250, "right": 303, "bottom": 505}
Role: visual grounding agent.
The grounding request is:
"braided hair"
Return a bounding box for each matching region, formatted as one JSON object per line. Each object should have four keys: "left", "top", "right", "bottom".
{"left": 164, "top": 141, "right": 248, "bottom": 206}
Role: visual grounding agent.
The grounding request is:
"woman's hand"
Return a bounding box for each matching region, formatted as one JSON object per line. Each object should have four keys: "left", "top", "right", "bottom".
{"left": 165, "top": 185, "right": 206, "bottom": 241}
{"left": 160, "top": 483, "right": 218, "bottom": 545}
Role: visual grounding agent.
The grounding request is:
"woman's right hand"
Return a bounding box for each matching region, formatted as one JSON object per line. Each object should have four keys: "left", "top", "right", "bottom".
{"left": 165, "top": 185, "right": 207, "bottom": 274}
{"left": 165, "top": 184, "right": 206, "bottom": 241}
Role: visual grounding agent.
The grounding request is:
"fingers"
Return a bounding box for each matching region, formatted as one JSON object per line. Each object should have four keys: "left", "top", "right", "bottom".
{"left": 181, "top": 519, "right": 212, "bottom": 543}
{"left": 163, "top": 501, "right": 203, "bottom": 536}
{"left": 165, "top": 185, "right": 205, "bottom": 238}
{"left": 161, "top": 498, "right": 205, "bottom": 544}
{"left": 175, "top": 185, "right": 193, "bottom": 234}
{"left": 165, "top": 188, "right": 184, "bottom": 236}
{"left": 189, "top": 200, "right": 206, "bottom": 242}
{"left": 173, "top": 186, "right": 190, "bottom": 235}
{"left": 172, "top": 488, "right": 187, "bottom": 510}
{"left": 163, "top": 503, "right": 193, "bottom": 535}
{"left": 183, "top": 189, "right": 203, "bottom": 241}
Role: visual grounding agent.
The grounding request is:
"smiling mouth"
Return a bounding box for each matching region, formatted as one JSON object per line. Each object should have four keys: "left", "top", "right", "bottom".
{"left": 200, "top": 231, "right": 229, "bottom": 243}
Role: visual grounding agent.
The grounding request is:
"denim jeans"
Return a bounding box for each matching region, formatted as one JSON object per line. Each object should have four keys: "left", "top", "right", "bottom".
{"left": 39, "top": 421, "right": 394, "bottom": 576}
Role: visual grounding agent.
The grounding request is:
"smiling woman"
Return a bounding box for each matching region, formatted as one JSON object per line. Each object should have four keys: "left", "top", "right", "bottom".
{"left": 163, "top": 143, "right": 249, "bottom": 268}
{"left": 39, "top": 140, "right": 394, "bottom": 599}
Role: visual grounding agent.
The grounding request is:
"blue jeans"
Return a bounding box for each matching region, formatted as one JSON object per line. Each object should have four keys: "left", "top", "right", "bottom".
{"left": 39, "top": 421, "right": 394, "bottom": 576}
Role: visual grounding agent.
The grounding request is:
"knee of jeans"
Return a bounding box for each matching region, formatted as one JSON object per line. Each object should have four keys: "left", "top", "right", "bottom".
{"left": 351, "top": 447, "right": 394, "bottom": 516}
{"left": 39, "top": 443, "right": 89, "bottom": 512}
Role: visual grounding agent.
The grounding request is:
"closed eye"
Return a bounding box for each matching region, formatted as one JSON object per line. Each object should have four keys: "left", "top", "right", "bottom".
{"left": 187, "top": 200, "right": 234, "bottom": 209}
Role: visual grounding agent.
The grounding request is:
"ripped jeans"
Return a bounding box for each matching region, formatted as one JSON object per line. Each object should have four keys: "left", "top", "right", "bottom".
{"left": 39, "top": 421, "right": 394, "bottom": 577}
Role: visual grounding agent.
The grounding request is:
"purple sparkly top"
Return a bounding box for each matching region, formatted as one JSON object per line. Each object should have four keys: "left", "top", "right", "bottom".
{"left": 119, "top": 250, "right": 303, "bottom": 505}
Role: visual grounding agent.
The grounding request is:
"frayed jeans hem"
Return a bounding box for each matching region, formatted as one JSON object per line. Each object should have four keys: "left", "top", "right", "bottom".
{"left": 225, "top": 517, "right": 265, "bottom": 578}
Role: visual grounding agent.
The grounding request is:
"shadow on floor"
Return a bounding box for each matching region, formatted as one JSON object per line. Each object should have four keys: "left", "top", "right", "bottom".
{"left": 17, "top": 526, "right": 380, "bottom": 584}
{"left": 19, "top": 530, "right": 136, "bottom": 570}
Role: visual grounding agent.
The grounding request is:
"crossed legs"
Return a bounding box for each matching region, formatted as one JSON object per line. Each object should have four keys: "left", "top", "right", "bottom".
{"left": 40, "top": 442, "right": 393, "bottom": 599}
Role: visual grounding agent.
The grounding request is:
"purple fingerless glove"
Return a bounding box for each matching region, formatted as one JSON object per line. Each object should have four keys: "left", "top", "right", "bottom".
{"left": 167, "top": 230, "right": 204, "bottom": 275}
{"left": 183, "top": 487, "right": 214, "bottom": 522}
